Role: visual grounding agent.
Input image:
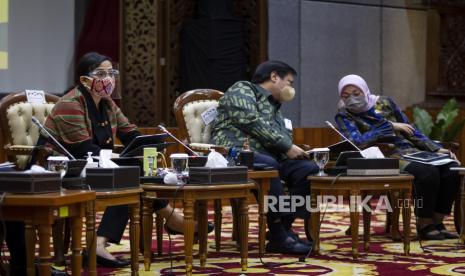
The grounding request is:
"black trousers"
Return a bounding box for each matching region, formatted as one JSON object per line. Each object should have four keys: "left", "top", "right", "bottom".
{"left": 254, "top": 152, "right": 319, "bottom": 221}
{"left": 4, "top": 221, "right": 27, "bottom": 275}
{"left": 97, "top": 199, "right": 168, "bottom": 243}
{"left": 404, "top": 162, "right": 460, "bottom": 218}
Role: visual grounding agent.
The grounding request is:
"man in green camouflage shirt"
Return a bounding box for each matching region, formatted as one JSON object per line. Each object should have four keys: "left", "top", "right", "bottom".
{"left": 211, "top": 61, "right": 319, "bottom": 254}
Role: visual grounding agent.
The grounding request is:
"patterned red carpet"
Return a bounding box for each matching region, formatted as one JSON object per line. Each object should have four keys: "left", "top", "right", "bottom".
{"left": 75, "top": 204, "right": 465, "bottom": 275}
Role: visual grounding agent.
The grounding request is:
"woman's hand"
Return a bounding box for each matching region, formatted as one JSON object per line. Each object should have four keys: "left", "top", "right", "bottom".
{"left": 438, "top": 148, "right": 460, "bottom": 163}
{"left": 390, "top": 122, "right": 415, "bottom": 136}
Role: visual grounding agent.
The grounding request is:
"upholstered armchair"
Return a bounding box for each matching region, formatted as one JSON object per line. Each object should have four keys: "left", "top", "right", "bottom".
{"left": 0, "top": 92, "right": 59, "bottom": 169}
{"left": 173, "top": 89, "right": 225, "bottom": 153}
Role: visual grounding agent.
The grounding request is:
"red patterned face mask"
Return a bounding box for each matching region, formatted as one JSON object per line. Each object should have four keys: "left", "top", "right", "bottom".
{"left": 90, "top": 77, "right": 115, "bottom": 97}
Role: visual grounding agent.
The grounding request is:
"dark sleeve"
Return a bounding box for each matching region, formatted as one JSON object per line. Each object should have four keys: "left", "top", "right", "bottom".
{"left": 334, "top": 112, "right": 394, "bottom": 147}
{"left": 387, "top": 97, "right": 441, "bottom": 151}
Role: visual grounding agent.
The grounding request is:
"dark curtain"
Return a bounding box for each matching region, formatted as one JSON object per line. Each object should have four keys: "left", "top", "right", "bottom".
{"left": 75, "top": 0, "right": 119, "bottom": 66}
{"left": 180, "top": 18, "right": 247, "bottom": 93}
{"left": 180, "top": 0, "right": 247, "bottom": 93}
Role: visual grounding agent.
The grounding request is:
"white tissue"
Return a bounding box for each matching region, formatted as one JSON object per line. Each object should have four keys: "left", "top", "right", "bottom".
{"left": 164, "top": 172, "right": 178, "bottom": 184}
{"left": 205, "top": 149, "right": 228, "bottom": 168}
{"left": 99, "top": 149, "right": 119, "bottom": 168}
{"left": 361, "top": 146, "right": 385, "bottom": 158}
{"left": 23, "top": 165, "right": 53, "bottom": 174}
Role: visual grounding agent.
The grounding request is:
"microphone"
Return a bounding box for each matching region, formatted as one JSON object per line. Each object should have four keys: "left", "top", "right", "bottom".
{"left": 31, "top": 117, "right": 76, "bottom": 160}
{"left": 158, "top": 125, "right": 200, "bottom": 156}
{"left": 325, "top": 121, "right": 362, "bottom": 152}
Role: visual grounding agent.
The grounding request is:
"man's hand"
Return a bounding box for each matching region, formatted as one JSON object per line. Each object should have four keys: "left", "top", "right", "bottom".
{"left": 286, "top": 144, "right": 309, "bottom": 160}
{"left": 391, "top": 122, "right": 415, "bottom": 136}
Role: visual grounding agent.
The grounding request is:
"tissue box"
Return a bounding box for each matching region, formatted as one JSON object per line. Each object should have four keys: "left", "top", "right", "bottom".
{"left": 62, "top": 177, "right": 86, "bottom": 190}
{"left": 0, "top": 172, "right": 61, "bottom": 193}
{"left": 189, "top": 166, "right": 248, "bottom": 185}
{"left": 86, "top": 166, "right": 140, "bottom": 190}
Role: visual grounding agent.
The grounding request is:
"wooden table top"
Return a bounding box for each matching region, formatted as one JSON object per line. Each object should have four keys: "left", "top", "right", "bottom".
{"left": 141, "top": 181, "right": 256, "bottom": 191}
{"left": 309, "top": 174, "right": 414, "bottom": 183}
{"left": 248, "top": 170, "right": 278, "bottom": 179}
{"left": 2, "top": 190, "right": 96, "bottom": 206}
{"left": 94, "top": 188, "right": 143, "bottom": 199}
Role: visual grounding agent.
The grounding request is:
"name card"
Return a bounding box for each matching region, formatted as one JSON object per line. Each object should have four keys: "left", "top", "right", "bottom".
{"left": 201, "top": 106, "right": 218, "bottom": 126}
{"left": 26, "top": 90, "right": 46, "bottom": 104}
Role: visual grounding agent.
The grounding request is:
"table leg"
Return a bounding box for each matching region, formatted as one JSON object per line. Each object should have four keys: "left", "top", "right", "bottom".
{"left": 256, "top": 179, "right": 269, "bottom": 258}
{"left": 310, "top": 190, "right": 320, "bottom": 253}
{"left": 350, "top": 191, "right": 360, "bottom": 260}
{"left": 402, "top": 187, "right": 412, "bottom": 255}
{"left": 129, "top": 202, "right": 141, "bottom": 275}
{"left": 71, "top": 216, "right": 83, "bottom": 275}
{"left": 37, "top": 225, "right": 52, "bottom": 276}
{"left": 238, "top": 197, "right": 249, "bottom": 271}
{"left": 390, "top": 190, "right": 402, "bottom": 241}
{"left": 142, "top": 197, "right": 154, "bottom": 271}
{"left": 198, "top": 200, "right": 208, "bottom": 268}
{"left": 25, "top": 221, "right": 36, "bottom": 276}
{"left": 214, "top": 199, "right": 222, "bottom": 252}
{"left": 184, "top": 197, "right": 195, "bottom": 276}
{"left": 156, "top": 214, "right": 164, "bottom": 256}
{"left": 86, "top": 201, "right": 97, "bottom": 276}
{"left": 362, "top": 194, "right": 371, "bottom": 252}
{"left": 460, "top": 176, "right": 465, "bottom": 244}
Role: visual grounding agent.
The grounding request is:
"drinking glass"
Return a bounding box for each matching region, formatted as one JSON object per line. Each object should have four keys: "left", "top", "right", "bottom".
{"left": 313, "top": 148, "right": 330, "bottom": 176}
{"left": 47, "top": 156, "right": 69, "bottom": 178}
{"left": 170, "top": 153, "right": 189, "bottom": 184}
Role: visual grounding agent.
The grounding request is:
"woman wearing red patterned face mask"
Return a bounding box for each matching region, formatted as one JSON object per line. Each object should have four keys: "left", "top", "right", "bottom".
{"left": 26, "top": 52, "right": 214, "bottom": 270}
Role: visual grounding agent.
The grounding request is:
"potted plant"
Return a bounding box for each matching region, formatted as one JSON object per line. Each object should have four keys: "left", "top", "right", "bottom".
{"left": 413, "top": 98, "right": 465, "bottom": 146}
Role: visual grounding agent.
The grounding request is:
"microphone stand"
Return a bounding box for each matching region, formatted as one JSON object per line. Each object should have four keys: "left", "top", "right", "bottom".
{"left": 158, "top": 125, "right": 200, "bottom": 156}
{"left": 31, "top": 117, "right": 76, "bottom": 160}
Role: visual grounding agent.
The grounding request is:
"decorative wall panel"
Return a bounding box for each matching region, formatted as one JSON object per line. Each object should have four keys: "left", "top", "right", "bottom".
{"left": 121, "top": 0, "right": 158, "bottom": 126}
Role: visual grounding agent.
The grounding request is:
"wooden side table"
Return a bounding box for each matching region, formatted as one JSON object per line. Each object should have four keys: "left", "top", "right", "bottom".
{"left": 1, "top": 190, "right": 96, "bottom": 276}
{"left": 307, "top": 174, "right": 413, "bottom": 260}
{"left": 86, "top": 188, "right": 143, "bottom": 276}
{"left": 142, "top": 182, "right": 254, "bottom": 275}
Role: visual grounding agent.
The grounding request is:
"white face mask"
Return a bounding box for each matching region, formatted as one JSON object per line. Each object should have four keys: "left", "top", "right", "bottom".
{"left": 280, "top": 86, "right": 295, "bottom": 102}
{"left": 343, "top": 94, "right": 367, "bottom": 112}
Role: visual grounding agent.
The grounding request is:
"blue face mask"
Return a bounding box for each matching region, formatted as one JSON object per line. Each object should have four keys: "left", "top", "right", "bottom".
{"left": 343, "top": 94, "right": 367, "bottom": 112}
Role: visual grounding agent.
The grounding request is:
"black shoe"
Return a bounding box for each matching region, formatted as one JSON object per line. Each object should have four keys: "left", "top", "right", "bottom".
{"left": 266, "top": 229, "right": 312, "bottom": 246}
{"left": 436, "top": 223, "right": 459, "bottom": 239}
{"left": 165, "top": 222, "right": 214, "bottom": 235}
{"left": 418, "top": 224, "right": 445, "bottom": 240}
{"left": 287, "top": 229, "right": 312, "bottom": 246}
{"left": 51, "top": 267, "right": 68, "bottom": 276}
{"left": 266, "top": 236, "right": 311, "bottom": 255}
{"left": 96, "top": 255, "right": 131, "bottom": 268}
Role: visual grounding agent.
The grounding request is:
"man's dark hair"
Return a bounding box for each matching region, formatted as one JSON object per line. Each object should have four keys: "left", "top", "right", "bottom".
{"left": 251, "top": 60, "right": 297, "bottom": 84}
{"left": 76, "top": 52, "right": 112, "bottom": 78}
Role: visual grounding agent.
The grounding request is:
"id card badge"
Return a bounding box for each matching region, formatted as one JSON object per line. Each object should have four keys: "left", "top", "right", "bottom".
{"left": 284, "top": 118, "right": 293, "bottom": 130}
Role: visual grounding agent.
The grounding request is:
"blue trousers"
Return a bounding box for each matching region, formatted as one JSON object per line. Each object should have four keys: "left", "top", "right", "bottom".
{"left": 254, "top": 152, "right": 319, "bottom": 220}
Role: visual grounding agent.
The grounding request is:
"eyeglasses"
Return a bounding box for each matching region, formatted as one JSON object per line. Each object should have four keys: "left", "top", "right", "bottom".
{"left": 89, "top": 69, "right": 119, "bottom": 79}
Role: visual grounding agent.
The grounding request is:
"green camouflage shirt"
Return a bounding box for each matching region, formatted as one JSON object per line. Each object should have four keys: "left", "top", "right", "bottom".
{"left": 211, "top": 81, "right": 293, "bottom": 160}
